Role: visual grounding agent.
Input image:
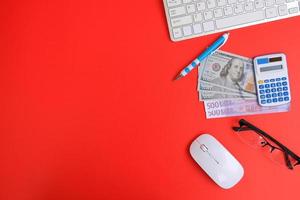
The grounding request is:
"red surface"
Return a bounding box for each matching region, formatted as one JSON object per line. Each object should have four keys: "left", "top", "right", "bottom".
{"left": 1, "top": 1, "right": 300, "bottom": 200}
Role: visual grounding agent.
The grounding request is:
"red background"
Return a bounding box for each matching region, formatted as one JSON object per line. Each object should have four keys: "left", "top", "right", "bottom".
{"left": 1, "top": 1, "right": 300, "bottom": 200}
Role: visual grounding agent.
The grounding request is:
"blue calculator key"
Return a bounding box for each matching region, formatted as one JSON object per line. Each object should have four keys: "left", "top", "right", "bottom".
{"left": 282, "top": 81, "right": 287, "bottom": 86}
{"left": 271, "top": 88, "right": 276, "bottom": 92}
{"left": 276, "top": 78, "right": 281, "bottom": 81}
{"left": 261, "top": 100, "right": 266, "bottom": 104}
{"left": 281, "top": 77, "right": 287, "bottom": 80}
{"left": 259, "top": 85, "right": 264, "bottom": 89}
{"left": 278, "top": 97, "right": 284, "bottom": 102}
{"left": 272, "top": 93, "right": 277, "bottom": 97}
{"left": 270, "top": 79, "right": 275, "bottom": 82}
{"left": 267, "top": 99, "right": 272, "bottom": 103}
{"left": 266, "top": 94, "right": 271, "bottom": 98}
{"left": 276, "top": 82, "right": 282, "bottom": 87}
{"left": 272, "top": 98, "right": 278, "bottom": 103}
{"left": 284, "top": 97, "right": 290, "bottom": 101}
{"left": 265, "top": 84, "right": 270, "bottom": 88}
{"left": 278, "top": 92, "right": 283, "bottom": 97}
{"left": 260, "top": 95, "right": 266, "bottom": 99}
{"left": 259, "top": 90, "right": 265, "bottom": 94}
{"left": 264, "top": 80, "right": 269, "bottom": 83}
{"left": 283, "top": 92, "right": 289, "bottom": 96}
{"left": 271, "top": 83, "right": 276, "bottom": 87}
{"left": 283, "top": 87, "right": 288, "bottom": 91}
{"left": 277, "top": 87, "right": 282, "bottom": 92}
{"left": 265, "top": 89, "right": 271, "bottom": 93}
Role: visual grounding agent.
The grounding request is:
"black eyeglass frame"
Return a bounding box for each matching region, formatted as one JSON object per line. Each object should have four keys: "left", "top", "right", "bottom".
{"left": 232, "top": 119, "right": 300, "bottom": 170}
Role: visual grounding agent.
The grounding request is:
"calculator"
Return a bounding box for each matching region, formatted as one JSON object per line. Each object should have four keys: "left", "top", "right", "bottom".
{"left": 253, "top": 53, "right": 291, "bottom": 107}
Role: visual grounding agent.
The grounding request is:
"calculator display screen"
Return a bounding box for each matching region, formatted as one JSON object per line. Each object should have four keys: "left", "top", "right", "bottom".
{"left": 260, "top": 65, "right": 283, "bottom": 72}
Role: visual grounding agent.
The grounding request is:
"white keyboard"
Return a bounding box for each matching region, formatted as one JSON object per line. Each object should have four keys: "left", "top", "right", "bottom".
{"left": 163, "top": 0, "right": 300, "bottom": 41}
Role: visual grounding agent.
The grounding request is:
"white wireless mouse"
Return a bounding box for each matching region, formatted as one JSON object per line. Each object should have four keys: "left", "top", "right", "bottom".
{"left": 190, "top": 134, "right": 244, "bottom": 189}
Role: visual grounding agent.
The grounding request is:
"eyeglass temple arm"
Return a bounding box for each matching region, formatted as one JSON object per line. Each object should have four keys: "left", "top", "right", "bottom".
{"left": 233, "top": 119, "right": 300, "bottom": 164}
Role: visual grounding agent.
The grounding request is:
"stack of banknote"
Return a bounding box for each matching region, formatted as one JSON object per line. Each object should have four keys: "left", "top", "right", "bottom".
{"left": 198, "top": 50, "right": 290, "bottom": 119}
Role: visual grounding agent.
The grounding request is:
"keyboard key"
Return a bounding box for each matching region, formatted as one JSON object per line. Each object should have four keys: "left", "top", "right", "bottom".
{"left": 278, "top": 92, "right": 283, "bottom": 97}
{"left": 171, "top": 16, "right": 193, "bottom": 27}
{"left": 173, "top": 28, "right": 183, "bottom": 38}
{"left": 264, "top": 80, "right": 270, "bottom": 83}
{"left": 245, "top": 2, "right": 254, "bottom": 11}
{"left": 289, "top": 7, "right": 299, "bottom": 14}
{"left": 224, "top": 6, "right": 233, "bottom": 15}
{"left": 260, "top": 95, "right": 266, "bottom": 99}
{"left": 272, "top": 93, "right": 277, "bottom": 97}
{"left": 276, "top": 0, "right": 285, "bottom": 4}
{"left": 266, "top": 7, "right": 278, "bottom": 18}
{"left": 276, "top": 82, "right": 282, "bottom": 86}
{"left": 281, "top": 77, "right": 287, "bottom": 80}
{"left": 278, "top": 5, "right": 288, "bottom": 16}
{"left": 265, "top": 84, "right": 270, "bottom": 88}
{"left": 278, "top": 97, "right": 284, "bottom": 102}
{"left": 254, "top": 0, "right": 264, "bottom": 9}
{"left": 204, "top": 10, "right": 213, "bottom": 20}
{"left": 196, "top": 2, "right": 206, "bottom": 11}
{"left": 270, "top": 79, "right": 275, "bottom": 82}
{"left": 228, "top": 0, "right": 237, "bottom": 3}
{"left": 203, "top": 21, "right": 215, "bottom": 32}
{"left": 271, "top": 83, "right": 276, "bottom": 87}
{"left": 271, "top": 88, "right": 276, "bottom": 92}
{"left": 183, "top": 0, "right": 192, "bottom": 3}
{"left": 272, "top": 98, "right": 278, "bottom": 102}
{"left": 216, "top": 10, "right": 265, "bottom": 29}
{"left": 283, "top": 87, "right": 288, "bottom": 91}
{"left": 259, "top": 85, "right": 264, "bottom": 89}
{"left": 187, "top": 4, "right": 196, "bottom": 13}
{"left": 266, "top": 94, "right": 271, "bottom": 98}
{"left": 217, "top": 0, "right": 227, "bottom": 7}
{"left": 183, "top": 25, "right": 192, "bottom": 36}
{"left": 167, "top": 0, "right": 182, "bottom": 7}
{"left": 283, "top": 92, "right": 289, "bottom": 96}
{"left": 284, "top": 97, "right": 290, "bottom": 101}
{"left": 276, "top": 78, "right": 281, "bottom": 81}
{"left": 214, "top": 8, "right": 223, "bottom": 18}
{"left": 266, "top": 0, "right": 275, "bottom": 7}
{"left": 282, "top": 81, "right": 287, "bottom": 86}
{"left": 267, "top": 99, "right": 272, "bottom": 103}
{"left": 234, "top": 4, "right": 244, "bottom": 14}
{"left": 259, "top": 90, "right": 265, "bottom": 94}
{"left": 193, "top": 13, "right": 203, "bottom": 22}
{"left": 193, "top": 23, "right": 202, "bottom": 34}
{"left": 265, "top": 89, "right": 271, "bottom": 93}
{"left": 169, "top": 6, "right": 186, "bottom": 17}
{"left": 207, "top": 0, "right": 217, "bottom": 9}
{"left": 261, "top": 100, "right": 266, "bottom": 104}
{"left": 277, "top": 87, "right": 282, "bottom": 91}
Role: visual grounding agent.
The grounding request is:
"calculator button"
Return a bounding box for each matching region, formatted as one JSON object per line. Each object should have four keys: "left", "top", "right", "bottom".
{"left": 282, "top": 81, "right": 288, "bottom": 86}
{"left": 270, "top": 79, "right": 275, "bottom": 82}
{"left": 259, "top": 85, "right": 264, "bottom": 89}
{"left": 276, "top": 78, "right": 281, "bottom": 81}
{"left": 281, "top": 77, "right": 287, "bottom": 80}
{"left": 266, "top": 94, "right": 271, "bottom": 98}
{"left": 271, "top": 88, "right": 276, "bottom": 92}
{"left": 267, "top": 99, "right": 272, "bottom": 103}
{"left": 272, "top": 98, "right": 278, "bottom": 102}
{"left": 260, "top": 95, "right": 266, "bottom": 99}
{"left": 259, "top": 90, "right": 265, "bottom": 94}
{"left": 261, "top": 100, "right": 266, "bottom": 104}
{"left": 271, "top": 83, "right": 276, "bottom": 87}
{"left": 265, "top": 89, "right": 271, "bottom": 93}
{"left": 284, "top": 97, "right": 290, "bottom": 101}
{"left": 278, "top": 97, "right": 284, "bottom": 102}
{"left": 276, "top": 82, "right": 282, "bottom": 87}
{"left": 265, "top": 84, "right": 270, "bottom": 88}
{"left": 264, "top": 80, "right": 269, "bottom": 83}
{"left": 272, "top": 93, "right": 277, "bottom": 97}
{"left": 278, "top": 92, "right": 283, "bottom": 97}
{"left": 277, "top": 87, "right": 282, "bottom": 92}
{"left": 258, "top": 80, "right": 264, "bottom": 84}
{"left": 283, "top": 87, "right": 288, "bottom": 91}
{"left": 283, "top": 92, "right": 289, "bottom": 96}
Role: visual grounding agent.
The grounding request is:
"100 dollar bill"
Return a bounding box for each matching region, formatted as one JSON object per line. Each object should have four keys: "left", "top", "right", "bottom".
{"left": 198, "top": 50, "right": 256, "bottom": 95}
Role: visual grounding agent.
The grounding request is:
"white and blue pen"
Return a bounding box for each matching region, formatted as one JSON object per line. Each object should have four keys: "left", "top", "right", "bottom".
{"left": 175, "top": 33, "right": 230, "bottom": 80}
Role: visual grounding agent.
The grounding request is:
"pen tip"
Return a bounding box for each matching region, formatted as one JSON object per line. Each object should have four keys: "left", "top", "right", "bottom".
{"left": 175, "top": 74, "right": 183, "bottom": 80}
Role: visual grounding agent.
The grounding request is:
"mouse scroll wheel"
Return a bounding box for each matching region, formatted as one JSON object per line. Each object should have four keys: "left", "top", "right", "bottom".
{"left": 200, "top": 144, "right": 208, "bottom": 152}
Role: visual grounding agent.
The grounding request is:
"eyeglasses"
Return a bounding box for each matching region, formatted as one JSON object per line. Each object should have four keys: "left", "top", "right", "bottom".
{"left": 232, "top": 119, "right": 300, "bottom": 170}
